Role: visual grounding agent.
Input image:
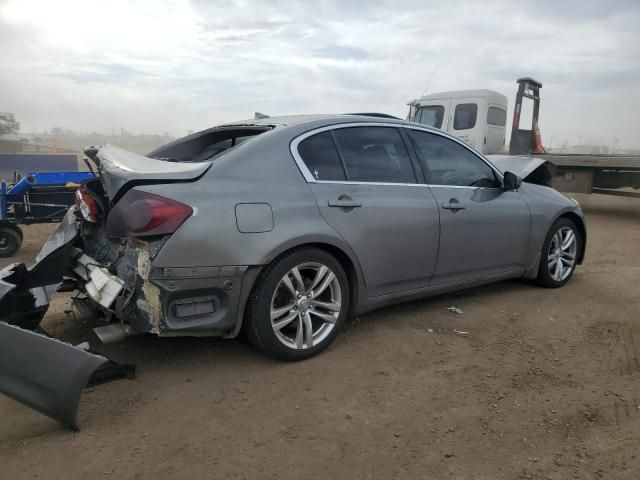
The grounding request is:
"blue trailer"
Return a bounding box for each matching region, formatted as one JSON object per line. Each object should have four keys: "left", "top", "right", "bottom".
{"left": 0, "top": 171, "right": 95, "bottom": 256}
{"left": 0, "top": 153, "right": 80, "bottom": 181}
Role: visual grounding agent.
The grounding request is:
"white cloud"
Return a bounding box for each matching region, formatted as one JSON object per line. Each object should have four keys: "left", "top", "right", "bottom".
{"left": 1, "top": 0, "right": 638, "bottom": 147}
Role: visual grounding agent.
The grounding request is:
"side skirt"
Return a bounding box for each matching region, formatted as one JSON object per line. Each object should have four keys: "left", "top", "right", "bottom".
{"left": 357, "top": 268, "right": 525, "bottom": 314}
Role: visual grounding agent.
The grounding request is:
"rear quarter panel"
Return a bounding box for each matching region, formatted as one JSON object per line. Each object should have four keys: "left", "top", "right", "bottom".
{"left": 141, "top": 126, "right": 363, "bottom": 281}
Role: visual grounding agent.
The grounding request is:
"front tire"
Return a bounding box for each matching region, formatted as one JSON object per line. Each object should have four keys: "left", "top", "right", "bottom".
{"left": 244, "top": 248, "right": 349, "bottom": 361}
{"left": 536, "top": 217, "right": 581, "bottom": 288}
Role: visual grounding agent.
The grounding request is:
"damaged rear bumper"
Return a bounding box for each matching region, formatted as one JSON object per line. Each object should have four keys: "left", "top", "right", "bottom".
{"left": 0, "top": 207, "right": 253, "bottom": 429}
{"left": 0, "top": 207, "right": 80, "bottom": 329}
{"left": 0, "top": 322, "right": 109, "bottom": 429}
{"left": 0, "top": 207, "right": 250, "bottom": 336}
{"left": 0, "top": 208, "right": 134, "bottom": 429}
{"left": 0, "top": 322, "right": 135, "bottom": 429}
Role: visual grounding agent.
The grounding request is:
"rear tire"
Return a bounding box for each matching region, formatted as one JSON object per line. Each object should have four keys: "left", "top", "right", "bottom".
{"left": 0, "top": 226, "right": 22, "bottom": 257}
{"left": 536, "top": 217, "right": 581, "bottom": 288}
{"left": 244, "top": 248, "right": 349, "bottom": 361}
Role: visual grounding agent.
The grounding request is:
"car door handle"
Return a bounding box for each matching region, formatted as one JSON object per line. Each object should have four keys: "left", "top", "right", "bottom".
{"left": 442, "top": 201, "right": 466, "bottom": 210}
{"left": 328, "top": 199, "right": 362, "bottom": 208}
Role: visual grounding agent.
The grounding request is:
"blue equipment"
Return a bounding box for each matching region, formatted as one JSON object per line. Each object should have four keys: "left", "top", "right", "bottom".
{"left": 0, "top": 171, "right": 95, "bottom": 256}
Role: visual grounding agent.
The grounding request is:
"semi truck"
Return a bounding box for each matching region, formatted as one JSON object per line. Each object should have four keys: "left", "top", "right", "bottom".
{"left": 407, "top": 78, "right": 640, "bottom": 198}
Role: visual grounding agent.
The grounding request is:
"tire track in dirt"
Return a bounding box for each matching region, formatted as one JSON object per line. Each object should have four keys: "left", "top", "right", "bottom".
{"left": 586, "top": 322, "right": 640, "bottom": 377}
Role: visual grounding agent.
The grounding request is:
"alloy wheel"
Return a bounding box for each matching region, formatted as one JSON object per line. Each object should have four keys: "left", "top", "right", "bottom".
{"left": 270, "top": 262, "right": 342, "bottom": 350}
{"left": 547, "top": 226, "right": 577, "bottom": 282}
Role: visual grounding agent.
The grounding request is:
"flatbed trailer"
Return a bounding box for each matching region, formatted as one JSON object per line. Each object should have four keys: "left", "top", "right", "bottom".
{"left": 543, "top": 154, "right": 640, "bottom": 198}
{"left": 510, "top": 78, "right": 640, "bottom": 198}
{"left": 406, "top": 78, "right": 640, "bottom": 198}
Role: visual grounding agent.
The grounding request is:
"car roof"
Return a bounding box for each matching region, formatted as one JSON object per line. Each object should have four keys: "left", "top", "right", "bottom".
{"left": 219, "top": 113, "right": 412, "bottom": 128}
{"left": 220, "top": 114, "right": 335, "bottom": 127}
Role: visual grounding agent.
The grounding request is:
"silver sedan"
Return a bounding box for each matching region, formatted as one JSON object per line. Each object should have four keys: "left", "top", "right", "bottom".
{"left": 1, "top": 115, "right": 586, "bottom": 361}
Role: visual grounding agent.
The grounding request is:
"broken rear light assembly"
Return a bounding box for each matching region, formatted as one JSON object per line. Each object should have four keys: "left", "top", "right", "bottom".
{"left": 105, "top": 189, "right": 193, "bottom": 237}
{"left": 75, "top": 185, "right": 100, "bottom": 223}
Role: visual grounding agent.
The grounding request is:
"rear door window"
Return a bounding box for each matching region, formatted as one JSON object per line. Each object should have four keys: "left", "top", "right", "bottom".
{"left": 297, "top": 131, "right": 346, "bottom": 181}
{"left": 453, "top": 103, "right": 478, "bottom": 130}
{"left": 487, "top": 107, "right": 507, "bottom": 126}
{"left": 415, "top": 105, "right": 445, "bottom": 128}
{"left": 332, "top": 127, "right": 416, "bottom": 183}
{"left": 408, "top": 129, "right": 498, "bottom": 188}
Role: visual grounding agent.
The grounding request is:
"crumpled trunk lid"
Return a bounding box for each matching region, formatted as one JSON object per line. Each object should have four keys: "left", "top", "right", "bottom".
{"left": 91, "top": 144, "right": 211, "bottom": 201}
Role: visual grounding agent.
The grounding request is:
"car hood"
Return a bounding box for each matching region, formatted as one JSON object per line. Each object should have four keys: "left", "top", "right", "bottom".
{"left": 94, "top": 144, "right": 211, "bottom": 200}
{"left": 487, "top": 155, "right": 548, "bottom": 179}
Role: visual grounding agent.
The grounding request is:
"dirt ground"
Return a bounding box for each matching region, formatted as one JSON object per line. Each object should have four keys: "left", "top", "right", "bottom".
{"left": 1, "top": 194, "right": 639, "bottom": 479}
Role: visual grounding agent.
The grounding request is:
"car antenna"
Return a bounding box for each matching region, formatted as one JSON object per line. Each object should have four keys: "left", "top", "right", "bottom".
{"left": 421, "top": 65, "right": 439, "bottom": 98}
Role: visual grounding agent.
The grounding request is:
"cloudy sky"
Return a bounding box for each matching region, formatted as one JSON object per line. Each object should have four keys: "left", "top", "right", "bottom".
{"left": 1, "top": 0, "right": 638, "bottom": 148}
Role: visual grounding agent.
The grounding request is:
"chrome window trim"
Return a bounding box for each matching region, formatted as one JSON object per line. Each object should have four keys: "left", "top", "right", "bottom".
{"left": 313, "top": 180, "right": 499, "bottom": 191}
{"left": 289, "top": 122, "right": 504, "bottom": 187}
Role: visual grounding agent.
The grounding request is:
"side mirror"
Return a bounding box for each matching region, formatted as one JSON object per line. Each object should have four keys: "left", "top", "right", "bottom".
{"left": 503, "top": 171, "right": 522, "bottom": 191}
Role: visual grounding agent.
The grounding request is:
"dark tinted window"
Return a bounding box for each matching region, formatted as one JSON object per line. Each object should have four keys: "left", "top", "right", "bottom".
{"left": 234, "top": 135, "right": 255, "bottom": 144}
{"left": 487, "top": 107, "right": 506, "bottom": 126}
{"left": 408, "top": 130, "right": 498, "bottom": 187}
{"left": 332, "top": 127, "right": 416, "bottom": 183}
{"left": 453, "top": 103, "right": 477, "bottom": 130}
{"left": 150, "top": 127, "right": 268, "bottom": 162}
{"left": 298, "top": 131, "right": 346, "bottom": 181}
{"left": 415, "top": 105, "right": 444, "bottom": 128}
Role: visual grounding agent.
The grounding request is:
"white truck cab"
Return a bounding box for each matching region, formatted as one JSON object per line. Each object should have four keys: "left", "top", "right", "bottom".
{"left": 406, "top": 89, "right": 508, "bottom": 154}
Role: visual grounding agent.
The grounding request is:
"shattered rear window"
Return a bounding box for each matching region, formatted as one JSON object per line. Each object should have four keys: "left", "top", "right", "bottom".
{"left": 149, "top": 127, "right": 271, "bottom": 163}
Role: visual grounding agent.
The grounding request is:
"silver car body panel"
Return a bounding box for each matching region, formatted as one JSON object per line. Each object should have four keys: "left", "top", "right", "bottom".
{"left": 309, "top": 181, "right": 440, "bottom": 297}
{"left": 427, "top": 186, "right": 530, "bottom": 285}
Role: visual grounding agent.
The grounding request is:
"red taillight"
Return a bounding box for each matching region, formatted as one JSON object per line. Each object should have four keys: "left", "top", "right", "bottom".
{"left": 75, "top": 186, "right": 100, "bottom": 222}
{"left": 105, "top": 189, "right": 192, "bottom": 238}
